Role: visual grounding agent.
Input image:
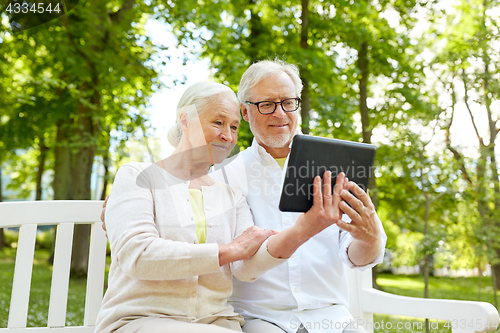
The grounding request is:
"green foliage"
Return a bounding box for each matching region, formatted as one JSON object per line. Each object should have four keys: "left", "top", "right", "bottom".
{"left": 4, "top": 149, "right": 39, "bottom": 200}
{"left": 35, "top": 230, "right": 55, "bottom": 251}
{"left": 392, "top": 231, "right": 424, "bottom": 267}
{"left": 1, "top": 0, "right": 499, "bottom": 279}
{"left": 0, "top": 229, "right": 54, "bottom": 251}
{"left": 427, "top": 0, "right": 500, "bottom": 280}
{"left": 0, "top": 0, "right": 165, "bottom": 200}
{"left": 379, "top": 218, "right": 401, "bottom": 251}
{"left": 2, "top": 230, "right": 19, "bottom": 249}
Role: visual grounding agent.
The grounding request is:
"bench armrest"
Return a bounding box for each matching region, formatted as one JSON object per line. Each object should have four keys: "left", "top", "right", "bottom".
{"left": 359, "top": 288, "right": 499, "bottom": 332}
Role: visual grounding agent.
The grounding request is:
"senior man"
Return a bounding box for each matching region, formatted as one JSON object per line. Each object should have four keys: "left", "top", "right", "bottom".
{"left": 209, "top": 60, "right": 386, "bottom": 333}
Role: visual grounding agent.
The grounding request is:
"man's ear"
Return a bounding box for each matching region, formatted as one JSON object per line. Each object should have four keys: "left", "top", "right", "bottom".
{"left": 241, "top": 103, "right": 250, "bottom": 122}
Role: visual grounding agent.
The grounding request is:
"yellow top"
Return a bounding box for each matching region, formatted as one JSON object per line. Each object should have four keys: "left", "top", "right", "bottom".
{"left": 275, "top": 158, "right": 287, "bottom": 170}
{"left": 189, "top": 189, "right": 206, "bottom": 244}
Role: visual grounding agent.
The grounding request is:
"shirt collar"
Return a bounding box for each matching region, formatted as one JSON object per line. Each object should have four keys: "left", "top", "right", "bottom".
{"left": 250, "top": 138, "right": 272, "bottom": 165}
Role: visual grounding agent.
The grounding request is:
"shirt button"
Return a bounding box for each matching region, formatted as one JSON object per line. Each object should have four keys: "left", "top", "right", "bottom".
{"left": 208, "top": 223, "right": 213, "bottom": 227}
{"left": 206, "top": 206, "right": 210, "bottom": 210}
{"left": 192, "top": 292, "right": 197, "bottom": 297}
{"left": 285, "top": 220, "right": 290, "bottom": 226}
{"left": 294, "top": 288, "right": 298, "bottom": 293}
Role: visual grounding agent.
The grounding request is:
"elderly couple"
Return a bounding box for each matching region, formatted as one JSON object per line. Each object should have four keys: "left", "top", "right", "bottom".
{"left": 94, "top": 60, "right": 387, "bottom": 333}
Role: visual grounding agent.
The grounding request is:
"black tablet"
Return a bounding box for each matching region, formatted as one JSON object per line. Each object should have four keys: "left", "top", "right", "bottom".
{"left": 279, "top": 135, "right": 376, "bottom": 212}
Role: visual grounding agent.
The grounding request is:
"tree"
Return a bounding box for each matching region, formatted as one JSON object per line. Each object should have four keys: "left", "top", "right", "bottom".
{"left": 428, "top": 0, "right": 500, "bottom": 302}
{"left": 1, "top": 0, "right": 162, "bottom": 275}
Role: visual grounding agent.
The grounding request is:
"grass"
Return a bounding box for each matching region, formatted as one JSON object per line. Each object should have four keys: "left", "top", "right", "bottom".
{"left": 0, "top": 248, "right": 498, "bottom": 332}
{"left": 0, "top": 248, "right": 102, "bottom": 328}
{"left": 372, "top": 273, "right": 499, "bottom": 333}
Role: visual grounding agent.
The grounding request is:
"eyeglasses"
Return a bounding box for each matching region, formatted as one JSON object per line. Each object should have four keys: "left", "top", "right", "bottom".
{"left": 245, "top": 97, "right": 301, "bottom": 115}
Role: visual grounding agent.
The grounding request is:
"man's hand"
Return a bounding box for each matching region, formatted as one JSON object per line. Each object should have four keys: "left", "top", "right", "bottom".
{"left": 338, "top": 182, "right": 382, "bottom": 266}
{"left": 294, "top": 171, "right": 346, "bottom": 239}
{"left": 101, "top": 195, "right": 109, "bottom": 238}
{"left": 266, "top": 171, "right": 347, "bottom": 259}
{"left": 219, "top": 226, "right": 278, "bottom": 266}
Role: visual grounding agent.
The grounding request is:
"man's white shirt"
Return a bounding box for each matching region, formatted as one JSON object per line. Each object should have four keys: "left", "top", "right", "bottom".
{"left": 211, "top": 138, "right": 387, "bottom": 333}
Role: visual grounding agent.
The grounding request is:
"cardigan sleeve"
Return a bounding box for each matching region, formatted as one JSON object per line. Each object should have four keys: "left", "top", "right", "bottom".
{"left": 228, "top": 190, "right": 287, "bottom": 282}
{"left": 107, "top": 163, "right": 221, "bottom": 281}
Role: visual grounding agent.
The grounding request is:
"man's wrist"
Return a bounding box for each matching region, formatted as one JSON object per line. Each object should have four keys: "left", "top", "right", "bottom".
{"left": 347, "top": 238, "right": 382, "bottom": 267}
{"left": 290, "top": 217, "right": 313, "bottom": 244}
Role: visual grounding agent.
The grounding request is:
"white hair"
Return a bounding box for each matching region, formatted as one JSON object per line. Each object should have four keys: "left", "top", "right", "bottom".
{"left": 167, "top": 81, "right": 238, "bottom": 147}
{"left": 237, "top": 59, "right": 303, "bottom": 103}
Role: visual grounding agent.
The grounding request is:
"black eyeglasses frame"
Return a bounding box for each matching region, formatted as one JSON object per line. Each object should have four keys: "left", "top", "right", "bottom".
{"left": 245, "top": 97, "right": 302, "bottom": 115}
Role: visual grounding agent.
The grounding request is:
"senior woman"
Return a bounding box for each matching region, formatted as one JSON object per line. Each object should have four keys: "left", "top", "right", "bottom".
{"left": 94, "top": 82, "right": 286, "bottom": 333}
{"left": 95, "top": 82, "right": 285, "bottom": 333}
{"left": 94, "top": 81, "right": 344, "bottom": 333}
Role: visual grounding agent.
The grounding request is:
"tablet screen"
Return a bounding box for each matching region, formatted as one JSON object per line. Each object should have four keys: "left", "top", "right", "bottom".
{"left": 279, "top": 135, "right": 376, "bottom": 212}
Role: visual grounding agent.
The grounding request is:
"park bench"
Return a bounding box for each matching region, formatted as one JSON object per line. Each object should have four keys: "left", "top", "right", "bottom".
{"left": 0, "top": 200, "right": 499, "bottom": 333}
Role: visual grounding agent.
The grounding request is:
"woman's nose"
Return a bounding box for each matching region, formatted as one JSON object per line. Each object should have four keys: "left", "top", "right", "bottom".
{"left": 220, "top": 126, "right": 231, "bottom": 141}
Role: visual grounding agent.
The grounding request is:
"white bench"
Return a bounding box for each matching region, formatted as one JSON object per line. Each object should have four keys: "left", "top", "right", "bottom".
{"left": 0, "top": 201, "right": 498, "bottom": 332}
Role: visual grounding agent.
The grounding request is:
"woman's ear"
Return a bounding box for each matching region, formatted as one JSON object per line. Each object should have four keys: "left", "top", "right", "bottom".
{"left": 180, "top": 112, "right": 189, "bottom": 133}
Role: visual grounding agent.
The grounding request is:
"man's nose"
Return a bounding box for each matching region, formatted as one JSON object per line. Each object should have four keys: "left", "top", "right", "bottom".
{"left": 273, "top": 103, "right": 287, "bottom": 117}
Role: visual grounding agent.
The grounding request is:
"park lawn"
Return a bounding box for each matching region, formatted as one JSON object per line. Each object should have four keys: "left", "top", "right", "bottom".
{"left": 0, "top": 249, "right": 498, "bottom": 332}
{"left": 373, "top": 273, "right": 499, "bottom": 333}
{"left": 0, "top": 248, "right": 107, "bottom": 328}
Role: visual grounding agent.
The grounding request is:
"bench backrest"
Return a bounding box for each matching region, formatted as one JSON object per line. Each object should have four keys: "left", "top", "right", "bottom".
{"left": 0, "top": 200, "right": 377, "bottom": 332}
{"left": 0, "top": 201, "right": 107, "bottom": 332}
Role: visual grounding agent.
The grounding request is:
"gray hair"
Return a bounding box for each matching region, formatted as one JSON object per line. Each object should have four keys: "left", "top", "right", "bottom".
{"left": 167, "top": 81, "right": 238, "bottom": 147}
{"left": 237, "top": 60, "right": 303, "bottom": 103}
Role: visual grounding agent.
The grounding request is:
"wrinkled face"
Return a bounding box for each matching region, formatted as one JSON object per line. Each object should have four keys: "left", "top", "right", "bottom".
{"left": 242, "top": 72, "right": 299, "bottom": 152}
{"left": 186, "top": 96, "right": 240, "bottom": 164}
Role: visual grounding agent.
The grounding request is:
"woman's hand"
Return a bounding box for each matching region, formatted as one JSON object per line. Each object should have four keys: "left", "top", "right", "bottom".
{"left": 101, "top": 195, "right": 109, "bottom": 238}
{"left": 218, "top": 226, "right": 278, "bottom": 266}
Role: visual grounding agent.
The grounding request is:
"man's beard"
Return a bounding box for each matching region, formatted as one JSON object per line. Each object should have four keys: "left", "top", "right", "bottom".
{"left": 248, "top": 116, "right": 296, "bottom": 149}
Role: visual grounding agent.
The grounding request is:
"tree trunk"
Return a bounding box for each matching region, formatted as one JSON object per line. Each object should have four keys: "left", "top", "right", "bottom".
{"left": 70, "top": 83, "right": 99, "bottom": 278}
{"left": 100, "top": 148, "right": 110, "bottom": 200}
{"left": 423, "top": 196, "right": 430, "bottom": 333}
{"left": 247, "top": 0, "right": 264, "bottom": 64}
{"left": 36, "top": 137, "right": 48, "bottom": 200}
{"left": 299, "top": 0, "right": 310, "bottom": 134}
{"left": 478, "top": 263, "right": 482, "bottom": 301}
{"left": 50, "top": 119, "right": 73, "bottom": 264}
{"left": 358, "top": 41, "right": 371, "bottom": 144}
{"left": 300, "top": 77, "right": 311, "bottom": 135}
{"left": 357, "top": 40, "right": 382, "bottom": 289}
{"left": 480, "top": 0, "right": 500, "bottom": 293}
{"left": 492, "top": 263, "right": 498, "bottom": 309}
{"left": 53, "top": 119, "right": 73, "bottom": 201}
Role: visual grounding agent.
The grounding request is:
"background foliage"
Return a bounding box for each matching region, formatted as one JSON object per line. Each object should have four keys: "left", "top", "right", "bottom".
{"left": 1, "top": 0, "right": 500, "bottom": 304}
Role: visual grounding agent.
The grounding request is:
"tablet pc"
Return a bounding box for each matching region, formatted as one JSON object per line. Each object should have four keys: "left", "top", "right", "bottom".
{"left": 279, "top": 135, "right": 376, "bottom": 212}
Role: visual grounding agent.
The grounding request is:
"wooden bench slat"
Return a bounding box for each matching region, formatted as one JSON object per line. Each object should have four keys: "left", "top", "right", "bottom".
{"left": 48, "top": 223, "right": 75, "bottom": 328}
{"left": 83, "top": 222, "right": 107, "bottom": 326}
{"left": 8, "top": 224, "right": 37, "bottom": 328}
